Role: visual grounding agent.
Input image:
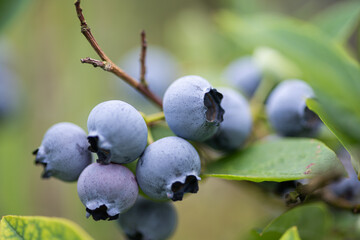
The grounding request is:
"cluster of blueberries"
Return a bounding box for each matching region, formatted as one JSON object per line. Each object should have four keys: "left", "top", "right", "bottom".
{"left": 33, "top": 50, "right": 345, "bottom": 239}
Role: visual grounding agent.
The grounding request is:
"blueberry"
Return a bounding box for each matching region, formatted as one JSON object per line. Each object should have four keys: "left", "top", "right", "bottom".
{"left": 136, "top": 136, "right": 201, "bottom": 201}
{"left": 207, "top": 88, "right": 252, "bottom": 151}
{"left": 223, "top": 56, "right": 262, "bottom": 98}
{"left": 77, "top": 163, "right": 138, "bottom": 221}
{"left": 266, "top": 79, "right": 321, "bottom": 137}
{"left": 0, "top": 62, "right": 19, "bottom": 120}
{"left": 116, "top": 46, "right": 181, "bottom": 114}
{"left": 33, "top": 122, "right": 92, "bottom": 182}
{"left": 87, "top": 100, "right": 148, "bottom": 164}
{"left": 163, "top": 75, "right": 224, "bottom": 142}
{"left": 328, "top": 149, "right": 360, "bottom": 203}
{"left": 118, "top": 197, "right": 177, "bottom": 240}
{"left": 120, "top": 45, "right": 181, "bottom": 100}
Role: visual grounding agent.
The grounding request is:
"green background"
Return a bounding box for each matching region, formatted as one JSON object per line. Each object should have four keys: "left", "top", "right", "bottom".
{"left": 0, "top": 0, "right": 359, "bottom": 239}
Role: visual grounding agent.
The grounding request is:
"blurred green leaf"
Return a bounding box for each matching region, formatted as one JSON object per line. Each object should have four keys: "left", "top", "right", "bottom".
{"left": 247, "top": 229, "right": 262, "bottom": 240}
{"left": 279, "top": 227, "right": 301, "bottom": 240}
{"left": 0, "top": 0, "right": 28, "bottom": 32}
{"left": 216, "top": 11, "right": 360, "bottom": 173}
{"left": 329, "top": 210, "right": 360, "bottom": 239}
{"left": 311, "top": 1, "right": 360, "bottom": 42}
{"left": 204, "top": 138, "right": 344, "bottom": 182}
{"left": 0, "top": 215, "right": 93, "bottom": 240}
{"left": 261, "top": 203, "right": 332, "bottom": 240}
{"left": 307, "top": 98, "right": 360, "bottom": 173}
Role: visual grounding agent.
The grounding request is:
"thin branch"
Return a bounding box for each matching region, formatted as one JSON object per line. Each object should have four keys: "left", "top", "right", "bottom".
{"left": 75, "top": 1, "right": 106, "bottom": 61}
{"left": 140, "top": 30, "right": 147, "bottom": 86}
{"left": 285, "top": 171, "right": 344, "bottom": 207}
{"left": 81, "top": 57, "right": 107, "bottom": 69}
{"left": 320, "top": 190, "right": 360, "bottom": 213}
{"left": 74, "top": 0, "right": 162, "bottom": 108}
{"left": 297, "top": 171, "right": 343, "bottom": 196}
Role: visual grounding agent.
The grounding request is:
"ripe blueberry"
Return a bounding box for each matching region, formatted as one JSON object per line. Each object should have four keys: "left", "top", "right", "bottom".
{"left": 223, "top": 56, "right": 262, "bottom": 98}
{"left": 207, "top": 87, "right": 252, "bottom": 150}
{"left": 118, "top": 197, "right": 177, "bottom": 240}
{"left": 266, "top": 79, "right": 321, "bottom": 137}
{"left": 120, "top": 45, "right": 180, "bottom": 100}
{"left": 33, "top": 122, "right": 92, "bottom": 182}
{"left": 136, "top": 136, "right": 201, "bottom": 201}
{"left": 328, "top": 149, "right": 360, "bottom": 203}
{"left": 0, "top": 63, "right": 19, "bottom": 119}
{"left": 163, "top": 75, "right": 224, "bottom": 142}
{"left": 87, "top": 100, "right": 148, "bottom": 164}
{"left": 77, "top": 163, "right": 138, "bottom": 221}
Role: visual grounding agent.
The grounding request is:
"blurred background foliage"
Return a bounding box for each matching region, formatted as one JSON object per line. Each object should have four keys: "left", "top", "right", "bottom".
{"left": 0, "top": 0, "right": 359, "bottom": 239}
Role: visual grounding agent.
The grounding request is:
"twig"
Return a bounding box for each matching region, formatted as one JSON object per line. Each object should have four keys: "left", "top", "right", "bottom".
{"left": 320, "top": 190, "right": 360, "bottom": 213}
{"left": 74, "top": 0, "right": 162, "bottom": 108}
{"left": 140, "top": 30, "right": 147, "bottom": 86}
{"left": 297, "top": 171, "right": 343, "bottom": 196}
{"left": 285, "top": 171, "right": 344, "bottom": 207}
{"left": 80, "top": 57, "right": 107, "bottom": 69}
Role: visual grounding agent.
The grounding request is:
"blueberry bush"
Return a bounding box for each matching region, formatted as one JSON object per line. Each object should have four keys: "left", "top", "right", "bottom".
{"left": 0, "top": 0, "right": 360, "bottom": 239}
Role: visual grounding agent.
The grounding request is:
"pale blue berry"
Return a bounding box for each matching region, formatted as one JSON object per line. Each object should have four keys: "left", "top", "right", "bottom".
{"left": 118, "top": 197, "right": 177, "bottom": 240}
{"left": 266, "top": 79, "right": 321, "bottom": 137}
{"left": 136, "top": 136, "right": 201, "bottom": 201}
{"left": 329, "top": 149, "right": 360, "bottom": 203}
{"left": 224, "top": 56, "right": 262, "bottom": 98}
{"left": 207, "top": 88, "right": 252, "bottom": 150}
{"left": 77, "top": 163, "right": 138, "bottom": 221}
{"left": 33, "top": 122, "right": 92, "bottom": 182}
{"left": 0, "top": 63, "right": 19, "bottom": 119}
{"left": 120, "top": 46, "right": 181, "bottom": 99}
{"left": 87, "top": 100, "right": 148, "bottom": 164}
{"left": 163, "top": 75, "right": 224, "bottom": 142}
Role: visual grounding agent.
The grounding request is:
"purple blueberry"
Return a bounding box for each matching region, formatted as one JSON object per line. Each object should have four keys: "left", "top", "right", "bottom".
{"left": 266, "top": 79, "right": 321, "bottom": 137}
{"left": 207, "top": 87, "right": 252, "bottom": 150}
{"left": 224, "top": 56, "right": 262, "bottom": 98}
{"left": 136, "top": 136, "right": 201, "bottom": 201}
{"left": 163, "top": 75, "right": 224, "bottom": 142}
{"left": 118, "top": 197, "right": 177, "bottom": 240}
{"left": 77, "top": 163, "right": 138, "bottom": 221}
{"left": 33, "top": 122, "right": 92, "bottom": 182}
{"left": 87, "top": 100, "right": 148, "bottom": 164}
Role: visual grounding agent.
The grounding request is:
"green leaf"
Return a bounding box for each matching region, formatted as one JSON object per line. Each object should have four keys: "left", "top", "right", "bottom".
{"left": 204, "top": 138, "right": 344, "bottom": 182}
{"left": 0, "top": 215, "right": 93, "bottom": 240}
{"left": 216, "top": 11, "right": 360, "bottom": 173}
{"left": 311, "top": 1, "right": 360, "bottom": 42}
{"left": 307, "top": 98, "right": 360, "bottom": 173}
{"left": 329, "top": 210, "right": 360, "bottom": 239}
{"left": 261, "top": 203, "right": 332, "bottom": 240}
{"left": 279, "top": 227, "right": 301, "bottom": 240}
